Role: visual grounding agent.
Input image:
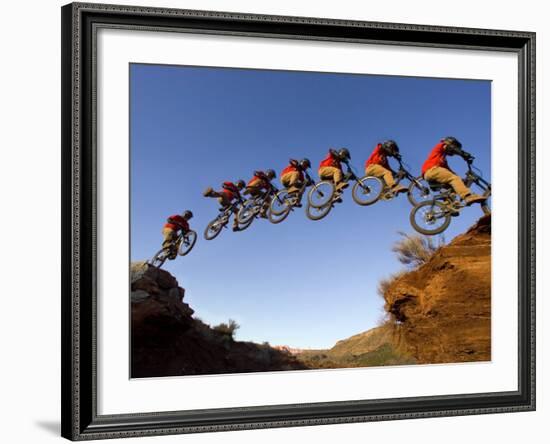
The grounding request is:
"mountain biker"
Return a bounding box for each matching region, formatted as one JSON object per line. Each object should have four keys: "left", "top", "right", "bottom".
{"left": 162, "top": 210, "right": 193, "bottom": 259}
{"left": 365, "top": 140, "right": 407, "bottom": 194}
{"left": 203, "top": 180, "right": 245, "bottom": 231}
{"left": 279, "top": 158, "right": 311, "bottom": 208}
{"left": 280, "top": 158, "right": 311, "bottom": 194}
{"left": 245, "top": 169, "right": 277, "bottom": 218}
{"left": 421, "top": 137, "right": 486, "bottom": 205}
{"left": 318, "top": 148, "right": 351, "bottom": 192}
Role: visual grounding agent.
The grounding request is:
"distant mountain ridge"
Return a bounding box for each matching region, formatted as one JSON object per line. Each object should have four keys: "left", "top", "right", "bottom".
{"left": 294, "top": 324, "right": 415, "bottom": 369}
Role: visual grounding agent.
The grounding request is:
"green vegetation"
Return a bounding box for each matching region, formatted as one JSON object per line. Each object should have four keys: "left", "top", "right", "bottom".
{"left": 212, "top": 319, "right": 240, "bottom": 340}
{"left": 295, "top": 325, "right": 416, "bottom": 369}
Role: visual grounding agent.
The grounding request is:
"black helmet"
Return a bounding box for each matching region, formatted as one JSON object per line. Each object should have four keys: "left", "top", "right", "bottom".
{"left": 235, "top": 179, "right": 245, "bottom": 189}
{"left": 299, "top": 158, "right": 311, "bottom": 169}
{"left": 382, "top": 140, "right": 399, "bottom": 155}
{"left": 182, "top": 210, "right": 193, "bottom": 220}
{"left": 265, "top": 169, "right": 276, "bottom": 180}
{"left": 442, "top": 136, "right": 462, "bottom": 149}
{"left": 338, "top": 148, "right": 351, "bottom": 161}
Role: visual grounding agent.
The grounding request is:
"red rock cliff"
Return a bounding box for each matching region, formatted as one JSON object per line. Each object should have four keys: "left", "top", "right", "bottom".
{"left": 383, "top": 215, "right": 491, "bottom": 364}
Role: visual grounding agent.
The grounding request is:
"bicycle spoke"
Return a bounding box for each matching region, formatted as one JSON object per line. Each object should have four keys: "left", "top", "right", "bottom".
{"left": 352, "top": 177, "right": 383, "bottom": 206}
{"left": 417, "top": 205, "right": 447, "bottom": 230}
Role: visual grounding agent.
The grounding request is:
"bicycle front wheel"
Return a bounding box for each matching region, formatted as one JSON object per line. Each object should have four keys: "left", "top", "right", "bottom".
{"left": 410, "top": 201, "right": 452, "bottom": 236}
{"left": 481, "top": 188, "right": 492, "bottom": 215}
{"left": 270, "top": 190, "right": 292, "bottom": 216}
{"left": 237, "top": 199, "right": 257, "bottom": 225}
{"left": 306, "top": 202, "right": 333, "bottom": 221}
{"left": 308, "top": 181, "right": 335, "bottom": 208}
{"left": 351, "top": 176, "right": 383, "bottom": 206}
{"left": 268, "top": 191, "right": 293, "bottom": 224}
{"left": 178, "top": 230, "right": 197, "bottom": 256}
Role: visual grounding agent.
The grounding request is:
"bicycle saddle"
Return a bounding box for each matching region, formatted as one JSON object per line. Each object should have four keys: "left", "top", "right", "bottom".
{"left": 427, "top": 181, "right": 451, "bottom": 191}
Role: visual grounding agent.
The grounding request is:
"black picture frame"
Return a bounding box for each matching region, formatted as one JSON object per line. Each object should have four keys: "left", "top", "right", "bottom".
{"left": 61, "top": 2, "right": 536, "bottom": 440}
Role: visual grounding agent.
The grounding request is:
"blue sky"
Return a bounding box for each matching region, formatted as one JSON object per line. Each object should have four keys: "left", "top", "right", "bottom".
{"left": 130, "top": 63, "right": 491, "bottom": 349}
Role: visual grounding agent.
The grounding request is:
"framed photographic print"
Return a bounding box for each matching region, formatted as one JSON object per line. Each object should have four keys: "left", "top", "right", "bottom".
{"left": 61, "top": 2, "right": 536, "bottom": 440}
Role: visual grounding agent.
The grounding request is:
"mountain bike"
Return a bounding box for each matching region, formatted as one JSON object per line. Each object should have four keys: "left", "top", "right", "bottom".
{"left": 409, "top": 160, "right": 491, "bottom": 235}
{"left": 204, "top": 200, "right": 243, "bottom": 240}
{"left": 306, "top": 163, "right": 404, "bottom": 220}
{"left": 306, "top": 164, "right": 357, "bottom": 221}
{"left": 352, "top": 159, "right": 433, "bottom": 207}
{"left": 149, "top": 230, "right": 197, "bottom": 268}
{"left": 268, "top": 173, "right": 314, "bottom": 224}
{"left": 237, "top": 184, "right": 279, "bottom": 228}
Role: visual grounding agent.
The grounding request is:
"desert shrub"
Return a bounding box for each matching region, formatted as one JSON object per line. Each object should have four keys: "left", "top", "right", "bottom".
{"left": 213, "top": 319, "right": 240, "bottom": 340}
{"left": 391, "top": 231, "right": 444, "bottom": 268}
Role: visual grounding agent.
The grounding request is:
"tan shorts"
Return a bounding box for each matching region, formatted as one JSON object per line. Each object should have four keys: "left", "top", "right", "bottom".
{"left": 318, "top": 166, "right": 343, "bottom": 184}
{"left": 365, "top": 164, "right": 395, "bottom": 188}
{"left": 423, "top": 166, "right": 470, "bottom": 199}
{"left": 281, "top": 171, "right": 302, "bottom": 192}
{"left": 161, "top": 227, "right": 177, "bottom": 249}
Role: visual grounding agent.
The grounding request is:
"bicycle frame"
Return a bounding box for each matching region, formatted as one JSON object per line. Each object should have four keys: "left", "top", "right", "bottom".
{"left": 343, "top": 163, "right": 359, "bottom": 183}
{"left": 276, "top": 172, "right": 314, "bottom": 205}
{"left": 464, "top": 165, "right": 491, "bottom": 195}
{"left": 249, "top": 185, "right": 277, "bottom": 209}
{"left": 213, "top": 200, "right": 241, "bottom": 227}
{"left": 423, "top": 163, "right": 491, "bottom": 212}
{"left": 394, "top": 161, "right": 426, "bottom": 189}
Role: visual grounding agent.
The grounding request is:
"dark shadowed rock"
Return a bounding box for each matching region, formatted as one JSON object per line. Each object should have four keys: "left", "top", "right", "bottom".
{"left": 130, "top": 262, "right": 307, "bottom": 378}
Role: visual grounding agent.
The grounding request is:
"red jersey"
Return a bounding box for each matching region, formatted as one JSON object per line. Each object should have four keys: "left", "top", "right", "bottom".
{"left": 247, "top": 174, "right": 269, "bottom": 189}
{"left": 319, "top": 151, "right": 341, "bottom": 169}
{"left": 221, "top": 182, "right": 240, "bottom": 201}
{"left": 422, "top": 142, "right": 450, "bottom": 176}
{"left": 366, "top": 143, "right": 390, "bottom": 169}
{"left": 281, "top": 163, "right": 304, "bottom": 180}
{"left": 164, "top": 214, "right": 189, "bottom": 232}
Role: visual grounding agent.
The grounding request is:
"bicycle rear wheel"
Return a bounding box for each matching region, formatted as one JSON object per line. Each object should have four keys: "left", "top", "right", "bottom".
{"left": 407, "top": 178, "right": 433, "bottom": 206}
{"left": 410, "top": 201, "right": 452, "bottom": 235}
{"left": 351, "top": 176, "right": 383, "bottom": 206}
{"left": 237, "top": 199, "right": 257, "bottom": 225}
{"left": 178, "top": 230, "right": 197, "bottom": 255}
{"left": 306, "top": 202, "right": 332, "bottom": 221}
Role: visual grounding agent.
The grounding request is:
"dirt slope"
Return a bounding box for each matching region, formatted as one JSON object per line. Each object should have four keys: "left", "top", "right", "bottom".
{"left": 295, "top": 324, "right": 416, "bottom": 369}
{"left": 329, "top": 325, "right": 394, "bottom": 358}
{"left": 383, "top": 215, "right": 491, "bottom": 364}
{"left": 130, "top": 262, "right": 307, "bottom": 378}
